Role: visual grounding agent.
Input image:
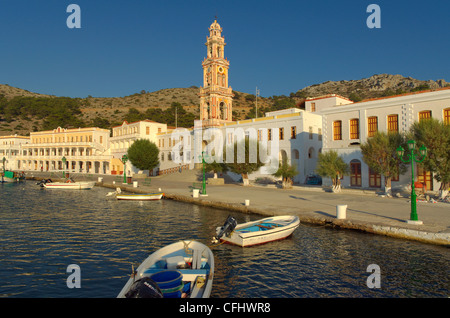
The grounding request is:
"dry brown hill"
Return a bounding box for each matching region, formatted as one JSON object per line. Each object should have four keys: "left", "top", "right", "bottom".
{"left": 1, "top": 73, "right": 448, "bottom": 136}
{"left": 79, "top": 87, "right": 273, "bottom": 123}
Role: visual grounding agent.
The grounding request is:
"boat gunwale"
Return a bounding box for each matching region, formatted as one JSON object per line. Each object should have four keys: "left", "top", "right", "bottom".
{"left": 237, "top": 223, "right": 299, "bottom": 239}
{"left": 117, "top": 240, "right": 214, "bottom": 298}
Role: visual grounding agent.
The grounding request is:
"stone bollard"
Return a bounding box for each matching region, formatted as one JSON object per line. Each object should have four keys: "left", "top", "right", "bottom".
{"left": 133, "top": 181, "right": 138, "bottom": 188}
{"left": 245, "top": 199, "right": 250, "bottom": 206}
{"left": 336, "top": 205, "right": 347, "bottom": 219}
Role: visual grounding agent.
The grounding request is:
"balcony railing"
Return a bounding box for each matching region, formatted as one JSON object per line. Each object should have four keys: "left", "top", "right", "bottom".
{"left": 16, "top": 154, "right": 111, "bottom": 161}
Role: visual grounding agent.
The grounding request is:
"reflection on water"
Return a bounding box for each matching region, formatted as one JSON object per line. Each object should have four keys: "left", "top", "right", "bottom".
{"left": 0, "top": 182, "right": 449, "bottom": 298}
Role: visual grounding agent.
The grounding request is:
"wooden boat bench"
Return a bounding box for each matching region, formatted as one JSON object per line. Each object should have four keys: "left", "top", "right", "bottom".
{"left": 256, "top": 223, "right": 283, "bottom": 230}
{"left": 256, "top": 224, "right": 273, "bottom": 230}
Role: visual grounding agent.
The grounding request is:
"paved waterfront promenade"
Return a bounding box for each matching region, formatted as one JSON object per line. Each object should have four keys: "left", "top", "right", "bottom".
{"left": 27, "top": 170, "right": 450, "bottom": 246}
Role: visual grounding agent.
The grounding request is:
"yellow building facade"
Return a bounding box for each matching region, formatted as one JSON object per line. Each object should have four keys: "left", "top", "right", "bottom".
{"left": 17, "top": 126, "right": 111, "bottom": 174}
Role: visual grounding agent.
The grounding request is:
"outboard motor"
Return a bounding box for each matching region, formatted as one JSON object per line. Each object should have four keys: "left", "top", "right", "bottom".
{"left": 125, "top": 277, "right": 163, "bottom": 298}
{"left": 36, "top": 179, "right": 52, "bottom": 187}
{"left": 212, "top": 216, "right": 237, "bottom": 243}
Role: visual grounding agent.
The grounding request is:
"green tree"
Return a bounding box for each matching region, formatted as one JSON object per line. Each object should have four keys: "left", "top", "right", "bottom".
{"left": 1, "top": 96, "right": 84, "bottom": 129}
{"left": 410, "top": 118, "right": 450, "bottom": 199}
{"left": 273, "top": 157, "right": 298, "bottom": 189}
{"left": 223, "top": 137, "right": 266, "bottom": 186}
{"left": 125, "top": 107, "right": 144, "bottom": 123}
{"left": 269, "top": 96, "right": 296, "bottom": 111}
{"left": 245, "top": 104, "right": 264, "bottom": 119}
{"left": 164, "top": 102, "right": 196, "bottom": 128}
{"left": 90, "top": 116, "right": 111, "bottom": 129}
{"left": 360, "top": 131, "right": 407, "bottom": 195}
{"left": 315, "top": 150, "right": 349, "bottom": 192}
{"left": 127, "top": 139, "right": 160, "bottom": 175}
{"left": 348, "top": 92, "right": 363, "bottom": 102}
{"left": 0, "top": 94, "right": 7, "bottom": 115}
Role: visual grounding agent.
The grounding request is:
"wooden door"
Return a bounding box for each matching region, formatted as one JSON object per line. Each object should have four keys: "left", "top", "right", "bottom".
{"left": 350, "top": 160, "right": 362, "bottom": 187}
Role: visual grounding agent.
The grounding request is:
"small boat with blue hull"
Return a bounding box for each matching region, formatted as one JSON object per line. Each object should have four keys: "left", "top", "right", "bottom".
{"left": 213, "top": 215, "right": 300, "bottom": 247}
{"left": 117, "top": 240, "right": 214, "bottom": 298}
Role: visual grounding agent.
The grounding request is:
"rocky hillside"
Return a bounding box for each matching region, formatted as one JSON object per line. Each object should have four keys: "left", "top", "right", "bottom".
{"left": 295, "top": 74, "right": 449, "bottom": 102}
{"left": 1, "top": 74, "right": 448, "bottom": 136}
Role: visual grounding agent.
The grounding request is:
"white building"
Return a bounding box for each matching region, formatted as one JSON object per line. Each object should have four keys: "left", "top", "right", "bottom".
{"left": 219, "top": 108, "right": 323, "bottom": 183}
{"left": 0, "top": 135, "right": 30, "bottom": 171}
{"left": 110, "top": 120, "right": 168, "bottom": 176}
{"left": 147, "top": 107, "right": 323, "bottom": 184}
{"left": 305, "top": 94, "right": 353, "bottom": 113}
{"left": 157, "top": 126, "right": 194, "bottom": 175}
{"left": 320, "top": 87, "right": 450, "bottom": 191}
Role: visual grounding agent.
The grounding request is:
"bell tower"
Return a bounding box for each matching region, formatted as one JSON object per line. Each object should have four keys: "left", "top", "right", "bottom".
{"left": 199, "top": 19, "right": 233, "bottom": 127}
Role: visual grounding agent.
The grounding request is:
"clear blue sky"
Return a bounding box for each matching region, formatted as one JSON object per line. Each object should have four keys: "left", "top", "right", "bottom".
{"left": 0, "top": 0, "right": 449, "bottom": 98}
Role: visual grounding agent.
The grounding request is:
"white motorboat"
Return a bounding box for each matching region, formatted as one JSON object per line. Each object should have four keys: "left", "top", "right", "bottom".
{"left": 106, "top": 187, "right": 164, "bottom": 200}
{"left": 117, "top": 240, "right": 214, "bottom": 298}
{"left": 116, "top": 192, "right": 164, "bottom": 201}
{"left": 213, "top": 215, "right": 300, "bottom": 247}
{"left": 43, "top": 180, "right": 96, "bottom": 190}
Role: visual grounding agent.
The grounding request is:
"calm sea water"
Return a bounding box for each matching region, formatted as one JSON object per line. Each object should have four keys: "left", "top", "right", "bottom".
{"left": 0, "top": 182, "right": 449, "bottom": 298}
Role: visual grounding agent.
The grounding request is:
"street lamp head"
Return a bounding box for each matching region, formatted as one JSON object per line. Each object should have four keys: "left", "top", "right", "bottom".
{"left": 419, "top": 145, "right": 427, "bottom": 157}
{"left": 396, "top": 146, "right": 405, "bottom": 158}
{"left": 407, "top": 140, "right": 416, "bottom": 151}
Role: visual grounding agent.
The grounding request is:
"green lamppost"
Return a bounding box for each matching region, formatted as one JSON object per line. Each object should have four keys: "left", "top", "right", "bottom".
{"left": 396, "top": 140, "right": 427, "bottom": 224}
{"left": 122, "top": 154, "right": 128, "bottom": 184}
{"left": 62, "top": 156, "right": 67, "bottom": 178}
{"left": 2, "top": 157, "right": 5, "bottom": 173}
{"left": 199, "top": 151, "right": 208, "bottom": 196}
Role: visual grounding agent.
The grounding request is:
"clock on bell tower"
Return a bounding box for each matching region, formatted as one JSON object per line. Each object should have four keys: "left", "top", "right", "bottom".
{"left": 199, "top": 19, "right": 234, "bottom": 127}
